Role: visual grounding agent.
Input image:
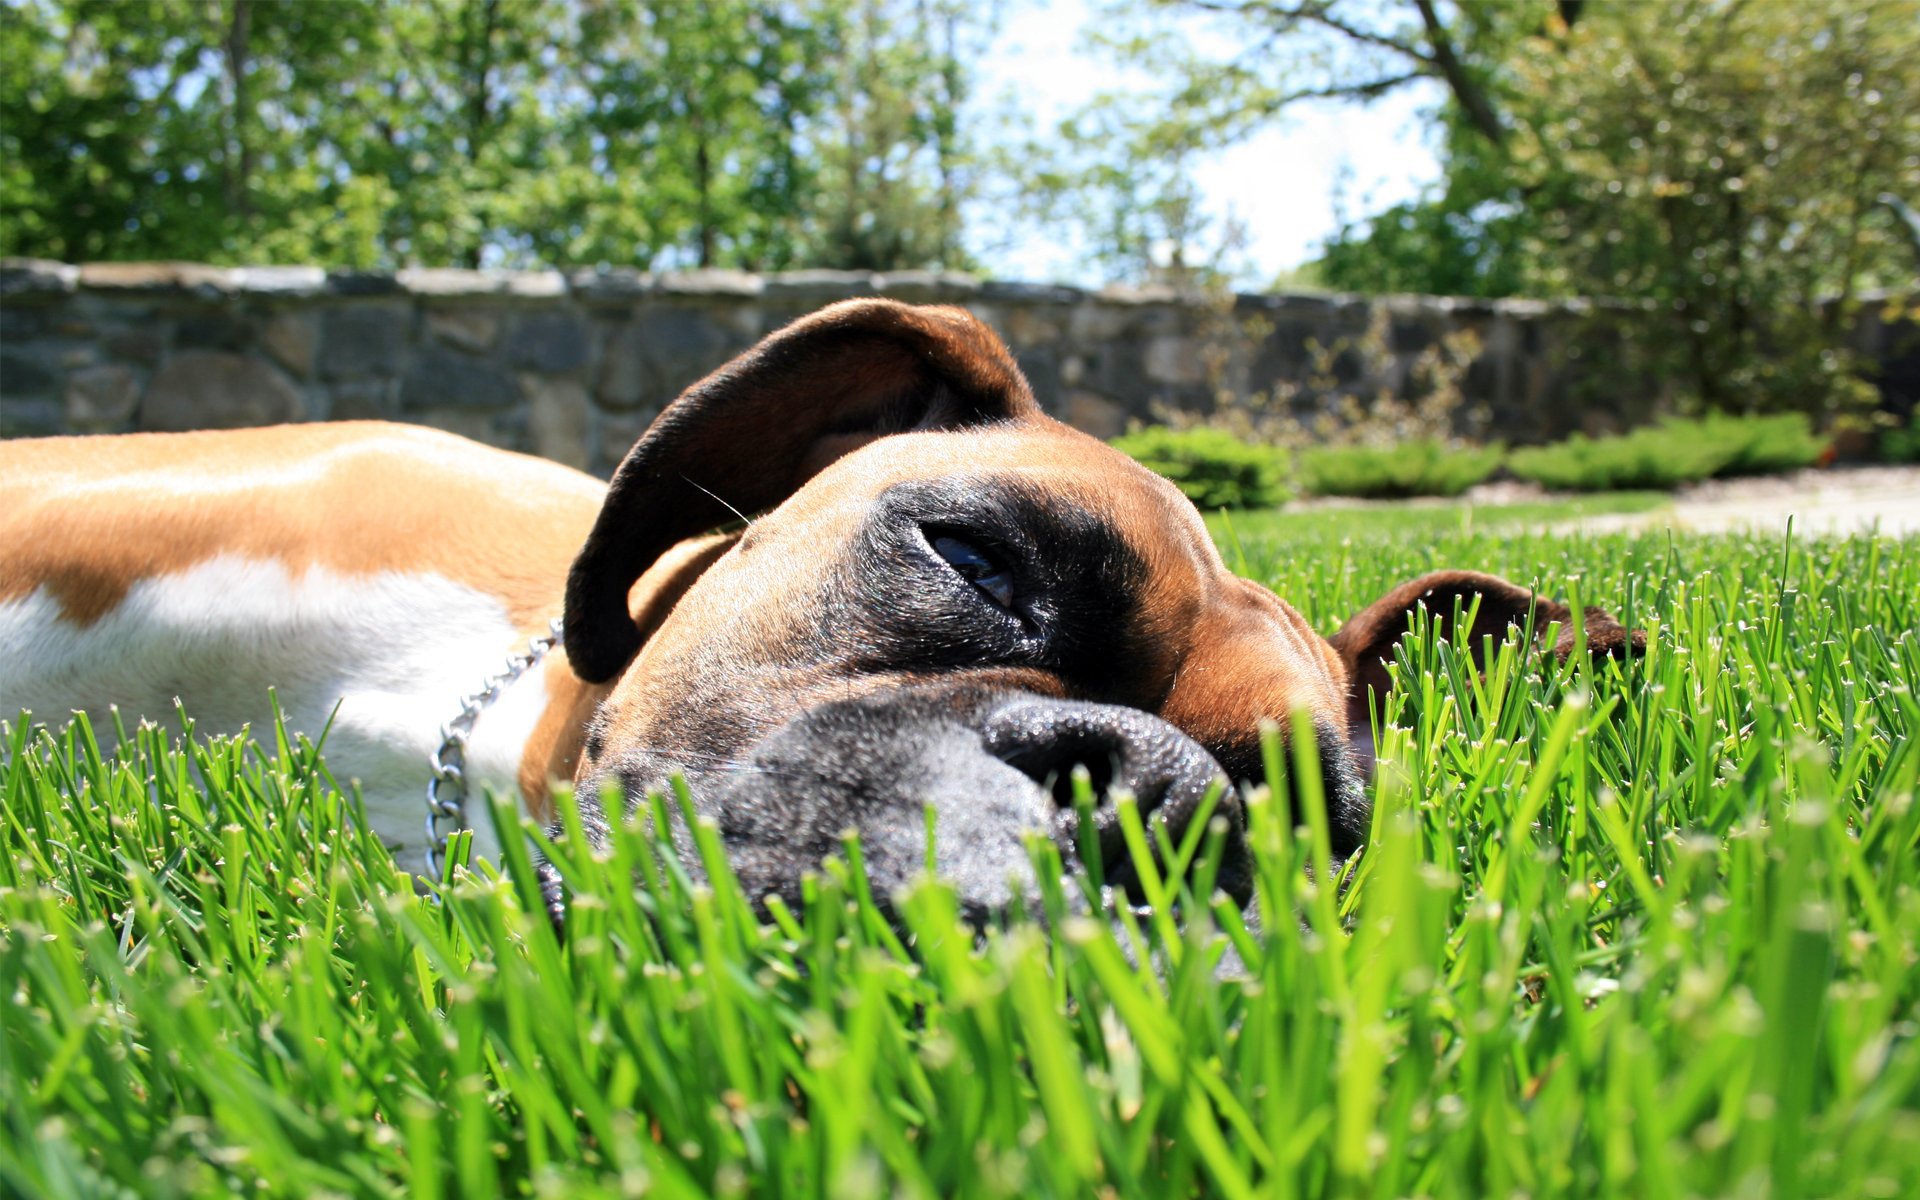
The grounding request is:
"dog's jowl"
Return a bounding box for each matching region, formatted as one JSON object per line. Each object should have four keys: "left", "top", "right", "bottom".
{"left": 0, "top": 299, "right": 1639, "bottom": 916}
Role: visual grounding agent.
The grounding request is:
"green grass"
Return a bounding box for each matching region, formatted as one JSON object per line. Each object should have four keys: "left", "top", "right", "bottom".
{"left": 1211, "top": 492, "right": 1672, "bottom": 546}
{"left": 5, "top": 519, "right": 1919, "bottom": 1198}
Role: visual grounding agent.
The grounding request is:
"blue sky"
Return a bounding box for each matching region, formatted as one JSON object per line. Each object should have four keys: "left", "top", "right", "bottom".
{"left": 966, "top": 0, "right": 1445, "bottom": 286}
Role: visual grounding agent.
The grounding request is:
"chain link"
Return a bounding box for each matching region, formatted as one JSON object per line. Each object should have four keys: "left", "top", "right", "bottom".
{"left": 424, "top": 617, "right": 563, "bottom": 880}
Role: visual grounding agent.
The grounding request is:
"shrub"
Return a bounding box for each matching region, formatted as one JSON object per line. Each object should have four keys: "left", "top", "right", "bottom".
{"left": 1297, "top": 439, "right": 1505, "bottom": 499}
{"left": 1507, "top": 423, "right": 1737, "bottom": 491}
{"left": 1881, "top": 410, "right": 1920, "bottom": 463}
{"left": 1698, "top": 412, "right": 1829, "bottom": 476}
{"left": 1110, "top": 425, "right": 1289, "bottom": 509}
{"left": 1508, "top": 413, "right": 1829, "bottom": 492}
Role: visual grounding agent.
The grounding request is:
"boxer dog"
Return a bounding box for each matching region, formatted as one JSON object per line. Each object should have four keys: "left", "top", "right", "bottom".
{"left": 0, "top": 299, "right": 1638, "bottom": 917}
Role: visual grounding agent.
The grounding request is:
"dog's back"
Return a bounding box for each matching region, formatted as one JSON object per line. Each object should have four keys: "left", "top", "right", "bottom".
{"left": 0, "top": 421, "right": 605, "bottom": 859}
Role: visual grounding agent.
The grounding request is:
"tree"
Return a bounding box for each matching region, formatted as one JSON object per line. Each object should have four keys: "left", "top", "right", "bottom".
{"left": 799, "top": 0, "right": 973, "bottom": 270}
{"left": 1516, "top": 0, "right": 1917, "bottom": 413}
{"left": 1045, "top": 0, "right": 1919, "bottom": 417}
{"left": 0, "top": 0, "right": 986, "bottom": 272}
{"left": 998, "top": 0, "right": 1544, "bottom": 281}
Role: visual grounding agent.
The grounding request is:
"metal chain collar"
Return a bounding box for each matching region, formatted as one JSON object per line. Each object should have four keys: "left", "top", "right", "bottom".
{"left": 425, "top": 617, "right": 564, "bottom": 880}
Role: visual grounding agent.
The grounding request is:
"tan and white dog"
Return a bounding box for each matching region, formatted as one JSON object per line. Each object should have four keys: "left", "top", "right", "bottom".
{"left": 0, "top": 300, "right": 1637, "bottom": 912}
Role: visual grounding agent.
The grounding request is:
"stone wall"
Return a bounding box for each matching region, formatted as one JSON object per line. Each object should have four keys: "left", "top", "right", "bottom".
{"left": 2, "top": 259, "right": 1911, "bottom": 475}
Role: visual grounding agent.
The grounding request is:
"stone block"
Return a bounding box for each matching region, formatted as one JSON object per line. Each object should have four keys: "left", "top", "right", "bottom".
{"left": 1014, "top": 346, "right": 1061, "bottom": 413}
{"left": 0, "top": 395, "right": 63, "bottom": 436}
{"left": 1, "top": 258, "right": 79, "bottom": 296}
{"left": 1, "top": 353, "right": 59, "bottom": 397}
{"left": 1081, "top": 341, "right": 1153, "bottom": 410}
{"left": 141, "top": 351, "right": 303, "bottom": 431}
{"left": 503, "top": 311, "right": 591, "bottom": 373}
{"left": 229, "top": 266, "right": 326, "bottom": 295}
{"left": 875, "top": 270, "right": 980, "bottom": 300}
{"left": 980, "top": 280, "right": 1083, "bottom": 305}
{"left": 0, "top": 303, "right": 48, "bottom": 340}
{"left": 397, "top": 268, "right": 503, "bottom": 297}
{"left": 102, "top": 326, "right": 168, "bottom": 367}
{"left": 1066, "top": 304, "right": 1135, "bottom": 343}
{"left": 319, "top": 305, "right": 410, "bottom": 379}
{"left": 411, "top": 407, "right": 526, "bottom": 451}
{"left": 1144, "top": 335, "right": 1205, "bottom": 386}
{"left": 426, "top": 307, "right": 500, "bottom": 353}
{"left": 329, "top": 380, "right": 399, "bottom": 420}
{"left": 1063, "top": 390, "right": 1128, "bottom": 439}
{"left": 1095, "top": 283, "right": 1183, "bottom": 307}
{"left": 524, "top": 374, "right": 590, "bottom": 471}
{"left": 176, "top": 311, "right": 254, "bottom": 351}
{"left": 594, "top": 322, "right": 650, "bottom": 410}
{"left": 592, "top": 407, "right": 655, "bottom": 477}
{"left": 763, "top": 270, "right": 877, "bottom": 301}
{"left": 1000, "top": 306, "right": 1065, "bottom": 348}
{"left": 656, "top": 269, "right": 765, "bottom": 298}
{"left": 503, "top": 271, "right": 566, "bottom": 298}
{"left": 326, "top": 271, "right": 404, "bottom": 296}
{"left": 65, "top": 364, "right": 139, "bottom": 430}
{"left": 260, "top": 311, "right": 319, "bottom": 377}
{"left": 569, "top": 267, "right": 652, "bottom": 301}
{"left": 79, "top": 262, "right": 236, "bottom": 294}
{"left": 598, "top": 307, "right": 742, "bottom": 409}
{"left": 401, "top": 346, "right": 521, "bottom": 411}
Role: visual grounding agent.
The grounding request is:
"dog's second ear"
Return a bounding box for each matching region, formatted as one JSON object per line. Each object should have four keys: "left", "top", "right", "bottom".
{"left": 1328, "top": 570, "right": 1644, "bottom": 765}
{"left": 566, "top": 299, "right": 1039, "bottom": 682}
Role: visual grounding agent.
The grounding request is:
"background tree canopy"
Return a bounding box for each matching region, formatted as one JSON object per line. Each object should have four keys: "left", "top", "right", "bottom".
{"left": 1026, "top": 0, "right": 1917, "bottom": 414}
{"left": 3, "top": 0, "right": 1915, "bottom": 416}
{"left": 0, "top": 0, "right": 984, "bottom": 271}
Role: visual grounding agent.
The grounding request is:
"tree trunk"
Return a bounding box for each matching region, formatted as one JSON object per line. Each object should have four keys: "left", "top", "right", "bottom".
{"left": 1411, "top": 0, "right": 1505, "bottom": 146}
{"left": 223, "top": 0, "right": 253, "bottom": 220}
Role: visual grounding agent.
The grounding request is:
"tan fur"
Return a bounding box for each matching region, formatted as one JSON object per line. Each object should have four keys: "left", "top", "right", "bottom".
{"left": 517, "top": 533, "right": 742, "bottom": 814}
{"left": 0, "top": 422, "right": 601, "bottom": 631}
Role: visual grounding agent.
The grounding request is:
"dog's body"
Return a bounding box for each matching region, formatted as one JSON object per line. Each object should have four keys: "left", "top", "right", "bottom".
{"left": 1, "top": 300, "right": 1637, "bottom": 909}
{"left": 0, "top": 422, "right": 610, "bottom": 861}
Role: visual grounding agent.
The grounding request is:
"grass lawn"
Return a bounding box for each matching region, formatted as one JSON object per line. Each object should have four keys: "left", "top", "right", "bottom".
{"left": 4, "top": 510, "right": 1917, "bottom": 1198}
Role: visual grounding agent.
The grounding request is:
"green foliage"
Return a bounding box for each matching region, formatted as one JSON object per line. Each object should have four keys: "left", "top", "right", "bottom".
{"left": 7, "top": 521, "right": 1920, "bottom": 1196}
{"left": 1326, "top": 1, "right": 1915, "bottom": 417}
{"left": 1110, "top": 424, "right": 1290, "bottom": 509}
{"left": 1701, "top": 412, "right": 1831, "bottom": 477}
{"left": 1507, "top": 414, "right": 1831, "bottom": 492}
{"left": 1882, "top": 410, "right": 1920, "bottom": 463}
{"left": 0, "top": 0, "right": 986, "bottom": 271}
{"left": 1297, "top": 438, "right": 1505, "bottom": 499}
{"left": 1077, "top": 1, "right": 1914, "bottom": 416}
{"left": 1507, "top": 424, "right": 1736, "bottom": 491}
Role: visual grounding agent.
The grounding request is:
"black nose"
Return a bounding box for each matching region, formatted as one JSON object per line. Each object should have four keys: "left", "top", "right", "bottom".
{"left": 979, "top": 697, "right": 1250, "bottom": 904}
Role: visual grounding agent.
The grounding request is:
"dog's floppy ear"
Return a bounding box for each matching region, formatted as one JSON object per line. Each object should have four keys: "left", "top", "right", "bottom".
{"left": 1328, "top": 570, "right": 1644, "bottom": 762}
{"left": 566, "top": 298, "right": 1040, "bottom": 683}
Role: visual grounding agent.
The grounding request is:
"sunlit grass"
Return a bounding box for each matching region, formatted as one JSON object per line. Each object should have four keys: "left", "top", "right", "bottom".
{"left": 3, "top": 522, "right": 1916, "bottom": 1197}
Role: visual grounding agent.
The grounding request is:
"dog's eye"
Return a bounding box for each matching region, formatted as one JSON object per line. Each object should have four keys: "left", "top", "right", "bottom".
{"left": 931, "top": 534, "right": 1015, "bottom": 609}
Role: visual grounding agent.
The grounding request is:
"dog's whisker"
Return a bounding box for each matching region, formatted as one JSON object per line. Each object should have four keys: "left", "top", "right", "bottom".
{"left": 681, "top": 475, "right": 753, "bottom": 527}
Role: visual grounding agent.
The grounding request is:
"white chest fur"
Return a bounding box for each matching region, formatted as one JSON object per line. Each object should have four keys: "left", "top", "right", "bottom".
{"left": 0, "top": 555, "right": 549, "bottom": 866}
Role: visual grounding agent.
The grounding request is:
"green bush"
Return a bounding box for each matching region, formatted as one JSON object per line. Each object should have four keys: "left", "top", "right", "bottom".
{"left": 1110, "top": 425, "right": 1290, "bottom": 509}
{"left": 1508, "top": 413, "right": 1829, "bottom": 492}
{"left": 1297, "top": 439, "right": 1506, "bottom": 499}
{"left": 1881, "top": 410, "right": 1920, "bottom": 463}
{"left": 1699, "top": 412, "right": 1830, "bottom": 476}
{"left": 1507, "top": 423, "right": 1736, "bottom": 491}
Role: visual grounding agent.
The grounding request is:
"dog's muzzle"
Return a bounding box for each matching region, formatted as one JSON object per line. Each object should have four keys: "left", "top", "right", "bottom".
{"left": 540, "top": 686, "right": 1250, "bottom": 927}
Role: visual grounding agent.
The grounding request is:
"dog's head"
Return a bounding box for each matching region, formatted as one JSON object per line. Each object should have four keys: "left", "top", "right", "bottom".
{"left": 550, "top": 300, "right": 1636, "bottom": 917}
